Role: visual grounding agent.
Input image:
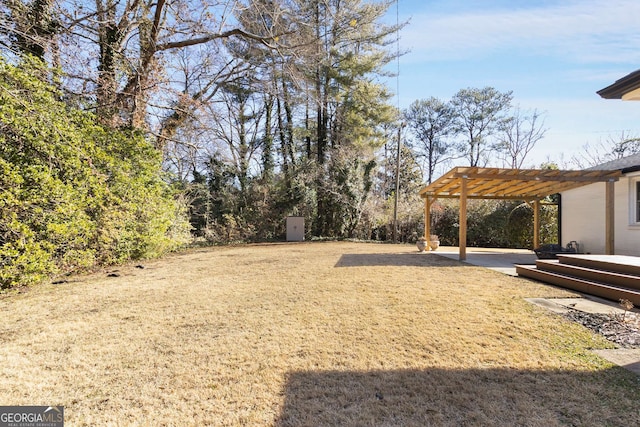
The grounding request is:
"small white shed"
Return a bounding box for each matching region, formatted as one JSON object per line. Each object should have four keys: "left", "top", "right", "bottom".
{"left": 286, "top": 216, "right": 304, "bottom": 242}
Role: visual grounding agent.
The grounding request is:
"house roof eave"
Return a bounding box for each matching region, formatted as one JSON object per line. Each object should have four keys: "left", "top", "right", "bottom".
{"left": 597, "top": 69, "right": 640, "bottom": 99}
{"left": 622, "top": 165, "right": 640, "bottom": 174}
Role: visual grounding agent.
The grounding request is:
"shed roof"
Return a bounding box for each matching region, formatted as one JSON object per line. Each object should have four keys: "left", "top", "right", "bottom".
{"left": 418, "top": 167, "right": 621, "bottom": 200}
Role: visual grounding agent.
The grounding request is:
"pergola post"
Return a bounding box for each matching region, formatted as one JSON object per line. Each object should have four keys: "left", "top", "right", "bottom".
{"left": 459, "top": 176, "right": 468, "bottom": 261}
{"left": 605, "top": 179, "right": 615, "bottom": 255}
{"left": 424, "top": 197, "right": 432, "bottom": 240}
{"left": 533, "top": 199, "right": 540, "bottom": 249}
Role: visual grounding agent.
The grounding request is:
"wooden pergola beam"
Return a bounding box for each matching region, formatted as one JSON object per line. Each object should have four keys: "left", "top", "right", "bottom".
{"left": 431, "top": 179, "right": 461, "bottom": 196}
{"left": 452, "top": 171, "right": 620, "bottom": 183}
{"left": 422, "top": 194, "right": 540, "bottom": 200}
{"left": 418, "top": 167, "right": 622, "bottom": 261}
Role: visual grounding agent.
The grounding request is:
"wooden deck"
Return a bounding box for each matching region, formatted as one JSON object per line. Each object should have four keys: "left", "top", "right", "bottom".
{"left": 516, "top": 255, "right": 640, "bottom": 306}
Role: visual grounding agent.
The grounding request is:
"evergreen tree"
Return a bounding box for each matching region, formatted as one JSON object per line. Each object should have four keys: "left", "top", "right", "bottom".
{"left": 404, "top": 97, "right": 457, "bottom": 183}
{"left": 451, "top": 87, "right": 513, "bottom": 166}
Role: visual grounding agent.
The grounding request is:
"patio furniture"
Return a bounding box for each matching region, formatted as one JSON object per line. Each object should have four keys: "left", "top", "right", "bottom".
{"left": 534, "top": 241, "right": 580, "bottom": 259}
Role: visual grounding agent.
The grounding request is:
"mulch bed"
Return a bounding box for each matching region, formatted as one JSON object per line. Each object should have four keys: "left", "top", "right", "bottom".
{"left": 563, "top": 310, "right": 640, "bottom": 348}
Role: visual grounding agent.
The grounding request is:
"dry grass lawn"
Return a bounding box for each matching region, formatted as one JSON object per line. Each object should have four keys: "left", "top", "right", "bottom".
{"left": 1, "top": 242, "right": 639, "bottom": 426}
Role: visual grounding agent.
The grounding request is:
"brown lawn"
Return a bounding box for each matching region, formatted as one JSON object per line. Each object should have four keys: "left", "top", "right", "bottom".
{"left": 0, "top": 242, "right": 638, "bottom": 426}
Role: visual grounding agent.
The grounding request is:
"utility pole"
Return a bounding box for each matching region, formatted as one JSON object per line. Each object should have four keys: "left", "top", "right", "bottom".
{"left": 392, "top": 123, "right": 404, "bottom": 243}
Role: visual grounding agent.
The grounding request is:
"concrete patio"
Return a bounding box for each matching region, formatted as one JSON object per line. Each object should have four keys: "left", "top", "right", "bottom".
{"left": 433, "top": 246, "right": 537, "bottom": 276}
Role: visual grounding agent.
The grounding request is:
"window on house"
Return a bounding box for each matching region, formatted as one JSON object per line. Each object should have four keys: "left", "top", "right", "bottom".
{"left": 637, "top": 181, "right": 640, "bottom": 223}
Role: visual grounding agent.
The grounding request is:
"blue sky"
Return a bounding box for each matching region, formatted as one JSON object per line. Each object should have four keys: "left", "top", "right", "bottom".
{"left": 389, "top": 0, "right": 640, "bottom": 168}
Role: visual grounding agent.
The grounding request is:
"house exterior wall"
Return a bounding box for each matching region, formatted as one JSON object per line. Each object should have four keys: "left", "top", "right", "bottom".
{"left": 561, "top": 172, "right": 640, "bottom": 255}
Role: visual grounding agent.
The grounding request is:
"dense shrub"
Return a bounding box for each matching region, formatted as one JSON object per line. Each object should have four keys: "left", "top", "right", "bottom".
{"left": 0, "top": 57, "right": 190, "bottom": 288}
{"left": 431, "top": 199, "right": 558, "bottom": 249}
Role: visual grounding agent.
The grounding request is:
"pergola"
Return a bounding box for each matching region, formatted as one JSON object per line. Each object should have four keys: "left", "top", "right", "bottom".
{"left": 419, "top": 167, "right": 622, "bottom": 260}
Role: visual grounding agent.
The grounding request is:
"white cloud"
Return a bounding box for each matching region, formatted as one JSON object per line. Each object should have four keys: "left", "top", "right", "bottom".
{"left": 401, "top": 0, "right": 640, "bottom": 63}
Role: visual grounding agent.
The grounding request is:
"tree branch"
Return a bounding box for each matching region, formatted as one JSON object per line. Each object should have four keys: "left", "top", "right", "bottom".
{"left": 156, "top": 28, "right": 277, "bottom": 51}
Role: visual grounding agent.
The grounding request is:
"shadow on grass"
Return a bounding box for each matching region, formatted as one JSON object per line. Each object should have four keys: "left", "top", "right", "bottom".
{"left": 274, "top": 367, "right": 639, "bottom": 426}
{"left": 335, "top": 253, "right": 462, "bottom": 268}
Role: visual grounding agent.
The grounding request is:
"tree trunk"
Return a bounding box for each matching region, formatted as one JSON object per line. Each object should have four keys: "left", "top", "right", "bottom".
{"left": 262, "top": 95, "right": 274, "bottom": 180}
{"left": 96, "top": 0, "right": 121, "bottom": 125}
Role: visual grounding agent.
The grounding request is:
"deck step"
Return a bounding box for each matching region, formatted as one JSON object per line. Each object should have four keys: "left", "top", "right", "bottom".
{"left": 557, "top": 254, "right": 640, "bottom": 277}
{"left": 535, "top": 259, "right": 640, "bottom": 291}
{"left": 516, "top": 264, "right": 640, "bottom": 306}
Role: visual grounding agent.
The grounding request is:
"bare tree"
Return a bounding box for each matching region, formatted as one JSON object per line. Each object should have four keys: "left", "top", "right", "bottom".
{"left": 570, "top": 130, "right": 640, "bottom": 168}
{"left": 497, "top": 107, "right": 547, "bottom": 169}
{"left": 0, "top": 0, "right": 60, "bottom": 59}
{"left": 13, "top": 0, "right": 283, "bottom": 136}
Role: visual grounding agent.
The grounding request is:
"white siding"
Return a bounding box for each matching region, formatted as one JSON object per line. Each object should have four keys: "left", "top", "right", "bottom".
{"left": 561, "top": 173, "right": 640, "bottom": 255}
